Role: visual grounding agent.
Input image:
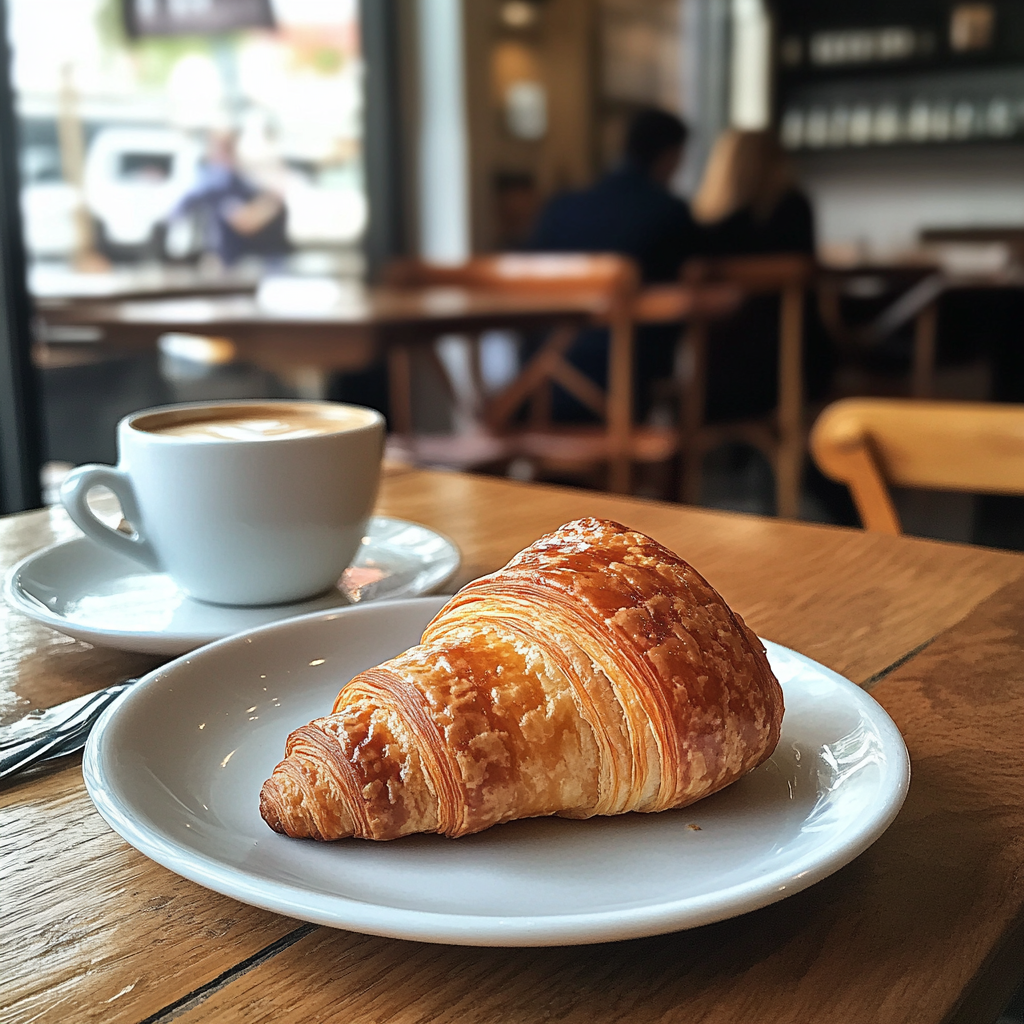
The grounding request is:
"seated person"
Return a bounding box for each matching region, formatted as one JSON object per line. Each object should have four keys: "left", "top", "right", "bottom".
{"left": 691, "top": 129, "right": 826, "bottom": 423}
{"left": 693, "top": 129, "right": 814, "bottom": 258}
{"left": 527, "top": 108, "right": 705, "bottom": 420}
{"left": 171, "top": 132, "right": 290, "bottom": 267}
{"left": 530, "top": 108, "right": 703, "bottom": 283}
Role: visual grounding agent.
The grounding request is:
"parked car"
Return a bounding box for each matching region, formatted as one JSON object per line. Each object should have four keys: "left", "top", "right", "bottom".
{"left": 20, "top": 120, "right": 367, "bottom": 264}
{"left": 83, "top": 127, "right": 203, "bottom": 261}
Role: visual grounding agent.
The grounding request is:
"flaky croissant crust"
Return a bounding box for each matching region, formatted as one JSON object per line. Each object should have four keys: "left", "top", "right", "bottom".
{"left": 260, "top": 518, "right": 783, "bottom": 841}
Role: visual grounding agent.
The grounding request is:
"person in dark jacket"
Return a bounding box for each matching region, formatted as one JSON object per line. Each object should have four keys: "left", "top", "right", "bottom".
{"left": 528, "top": 108, "right": 705, "bottom": 420}
{"left": 531, "top": 109, "right": 703, "bottom": 283}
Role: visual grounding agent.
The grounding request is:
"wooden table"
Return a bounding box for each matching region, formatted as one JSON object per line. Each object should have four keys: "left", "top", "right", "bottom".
{"left": 28, "top": 262, "right": 268, "bottom": 303}
{"left": 4, "top": 469, "right": 1024, "bottom": 1023}
{"left": 820, "top": 257, "right": 1024, "bottom": 400}
{"left": 35, "top": 281, "right": 740, "bottom": 492}
{"left": 34, "top": 284, "right": 613, "bottom": 375}
{"left": 33, "top": 283, "right": 617, "bottom": 415}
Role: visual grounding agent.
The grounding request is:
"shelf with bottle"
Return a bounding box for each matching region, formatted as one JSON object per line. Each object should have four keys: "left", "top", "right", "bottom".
{"left": 781, "top": 94, "right": 1024, "bottom": 150}
{"left": 778, "top": 64, "right": 1024, "bottom": 151}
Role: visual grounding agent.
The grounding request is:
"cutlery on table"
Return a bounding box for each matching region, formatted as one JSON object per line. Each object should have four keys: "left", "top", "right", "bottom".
{"left": 0, "top": 681, "right": 138, "bottom": 780}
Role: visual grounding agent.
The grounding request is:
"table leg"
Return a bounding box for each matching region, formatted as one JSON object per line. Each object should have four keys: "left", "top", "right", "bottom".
{"left": 679, "top": 319, "right": 708, "bottom": 506}
{"left": 388, "top": 344, "right": 414, "bottom": 434}
{"left": 776, "top": 285, "right": 805, "bottom": 520}
{"left": 912, "top": 302, "right": 938, "bottom": 399}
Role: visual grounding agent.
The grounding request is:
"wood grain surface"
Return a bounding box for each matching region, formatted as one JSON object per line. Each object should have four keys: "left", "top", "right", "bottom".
{"left": 0, "top": 768, "right": 299, "bottom": 1024}
{"left": 7, "top": 470, "right": 1022, "bottom": 727}
{"left": 2, "top": 469, "right": 1023, "bottom": 1024}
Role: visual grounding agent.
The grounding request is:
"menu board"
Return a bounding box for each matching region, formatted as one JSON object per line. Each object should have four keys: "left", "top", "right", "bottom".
{"left": 123, "top": 0, "right": 275, "bottom": 38}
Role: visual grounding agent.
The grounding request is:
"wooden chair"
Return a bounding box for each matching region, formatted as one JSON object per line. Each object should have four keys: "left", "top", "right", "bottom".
{"left": 382, "top": 253, "right": 673, "bottom": 492}
{"left": 810, "top": 397, "right": 1024, "bottom": 534}
{"left": 816, "top": 264, "right": 944, "bottom": 400}
{"left": 674, "top": 254, "right": 816, "bottom": 518}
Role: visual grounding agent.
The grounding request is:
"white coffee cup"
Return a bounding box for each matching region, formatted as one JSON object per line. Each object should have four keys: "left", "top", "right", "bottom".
{"left": 59, "top": 400, "right": 385, "bottom": 606}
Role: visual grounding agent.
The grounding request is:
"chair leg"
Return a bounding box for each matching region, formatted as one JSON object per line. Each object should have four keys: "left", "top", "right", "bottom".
{"left": 608, "top": 457, "right": 631, "bottom": 494}
{"left": 912, "top": 302, "right": 937, "bottom": 399}
{"left": 607, "top": 314, "right": 634, "bottom": 494}
{"left": 388, "top": 344, "right": 414, "bottom": 435}
{"left": 776, "top": 285, "right": 805, "bottom": 520}
{"left": 774, "top": 437, "right": 803, "bottom": 519}
{"left": 529, "top": 381, "right": 552, "bottom": 426}
{"left": 678, "top": 319, "right": 708, "bottom": 505}
{"left": 681, "top": 446, "right": 704, "bottom": 505}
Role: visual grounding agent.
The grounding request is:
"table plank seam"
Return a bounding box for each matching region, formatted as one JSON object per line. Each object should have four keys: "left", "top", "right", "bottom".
{"left": 135, "top": 923, "right": 318, "bottom": 1024}
{"left": 860, "top": 634, "right": 938, "bottom": 690}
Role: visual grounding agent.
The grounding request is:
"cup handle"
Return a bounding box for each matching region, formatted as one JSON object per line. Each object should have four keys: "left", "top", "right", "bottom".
{"left": 59, "top": 465, "right": 160, "bottom": 571}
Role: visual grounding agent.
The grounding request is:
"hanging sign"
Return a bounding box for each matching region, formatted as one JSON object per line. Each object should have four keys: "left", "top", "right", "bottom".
{"left": 123, "top": 0, "right": 275, "bottom": 38}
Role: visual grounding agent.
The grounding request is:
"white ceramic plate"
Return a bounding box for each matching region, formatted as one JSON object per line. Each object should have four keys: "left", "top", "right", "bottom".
{"left": 4, "top": 517, "right": 459, "bottom": 655}
{"left": 83, "top": 596, "right": 910, "bottom": 947}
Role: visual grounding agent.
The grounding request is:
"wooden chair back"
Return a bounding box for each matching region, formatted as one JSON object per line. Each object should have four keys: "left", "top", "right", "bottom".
{"left": 381, "top": 254, "right": 643, "bottom": 491}
{"left": 683, "top": 253, "right": 816, "bottom": 293}
{"left": 811, "top": 398, "right": 1024, "bottom": 534}
{"left": 383, "top": 253, "right": 637, "bottom": 305}
{"left": 676, "top": 253, "right": 817, "bottom": 518}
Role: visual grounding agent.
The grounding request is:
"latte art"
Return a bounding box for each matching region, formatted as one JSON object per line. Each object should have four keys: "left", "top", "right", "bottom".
{"left": 142, "top": 407, "right": 374, "bottom": 442}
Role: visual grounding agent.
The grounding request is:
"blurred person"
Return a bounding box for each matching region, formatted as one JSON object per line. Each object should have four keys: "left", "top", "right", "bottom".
{"left": 530, "top": 108, "right": 702, "bottom": 282}
{"left": 526, "top": 108, "right": 706, "bottom": 421}
{"left": 170, "top": 132, "right": 290, "bottom": 267}
{"left": 692, "top": 128, "right": 848, "bottom": 520}
{"left": 693, "top": 129, "right": 814, "bottom": 257}
{"left": 690, "top": 128, "right": 827, "bottom": 425}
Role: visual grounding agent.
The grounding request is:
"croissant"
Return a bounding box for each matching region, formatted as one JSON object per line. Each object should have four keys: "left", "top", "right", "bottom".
{"left": 260, "top": 518, "right": 783, "bottom": 841}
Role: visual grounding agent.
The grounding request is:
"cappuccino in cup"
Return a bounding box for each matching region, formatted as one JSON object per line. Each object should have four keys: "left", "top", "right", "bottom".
{"left": 60, "top": 401, "right": 385, "bottom": 606}
{"left": 142, "top": 407, "right": 370, "bottom": 442}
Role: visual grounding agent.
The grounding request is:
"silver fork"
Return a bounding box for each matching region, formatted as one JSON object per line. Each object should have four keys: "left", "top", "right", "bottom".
{"left": 0, "top": 681, "right": 138, "bottom": 780}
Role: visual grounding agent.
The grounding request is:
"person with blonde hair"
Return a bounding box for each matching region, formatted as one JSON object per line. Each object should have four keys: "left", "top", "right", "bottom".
{"left": 693, "top": 129, "right": 814, "bottom": 256}
{"left": 689, "top": 129, "right": 825, "bottom": 430}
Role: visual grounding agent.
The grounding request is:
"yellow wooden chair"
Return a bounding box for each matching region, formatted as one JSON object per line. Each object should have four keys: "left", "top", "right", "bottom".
{"left": 810, "top": 397, "right": 1024, "bottom": 534}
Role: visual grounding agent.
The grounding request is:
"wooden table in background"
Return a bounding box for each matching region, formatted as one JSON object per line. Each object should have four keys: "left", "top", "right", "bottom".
{"left": 29, "top": 263, "right": 264, "bottom": 304}
{"left": 33, "top": 285, "right": 613, "bottom": 379}
{"left": 3, "top": 469, "right": 1024, "bottom": 1023}
{"left": 819, "top": 257, "right": 1024, "bottom": 400}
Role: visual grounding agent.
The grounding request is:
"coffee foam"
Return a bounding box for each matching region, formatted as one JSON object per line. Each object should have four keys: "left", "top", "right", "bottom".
{"left": 136, "top": 404, "right": 376, "bottom": 442}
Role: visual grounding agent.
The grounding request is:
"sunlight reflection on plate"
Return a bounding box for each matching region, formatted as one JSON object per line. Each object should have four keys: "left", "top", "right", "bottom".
{"left": 64, "top": 573, "right": 184, "bottom": 632}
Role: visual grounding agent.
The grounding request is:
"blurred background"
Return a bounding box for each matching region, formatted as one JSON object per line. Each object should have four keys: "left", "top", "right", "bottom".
{"left": 3, "top": 0, "right": 1024, "bottom": 565}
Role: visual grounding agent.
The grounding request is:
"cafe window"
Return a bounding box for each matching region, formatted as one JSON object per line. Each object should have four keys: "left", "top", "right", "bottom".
{"left": 2, "top": 0, "right": 366, "bottom": 481}
{"left": 5, "top": 0, "right": 365, "bottom": 273}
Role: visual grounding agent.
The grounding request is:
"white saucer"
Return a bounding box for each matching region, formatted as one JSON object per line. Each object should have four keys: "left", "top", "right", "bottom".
{"left": 4, "top": 517, "right": 459, "bottom": 655}
{"left": 83, "top": 596, "right": 910, "bottom": 947}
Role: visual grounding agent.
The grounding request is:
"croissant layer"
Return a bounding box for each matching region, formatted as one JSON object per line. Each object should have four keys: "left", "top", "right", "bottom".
{"left": 260, "top": 518, "right": 783, "bottom": 840}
